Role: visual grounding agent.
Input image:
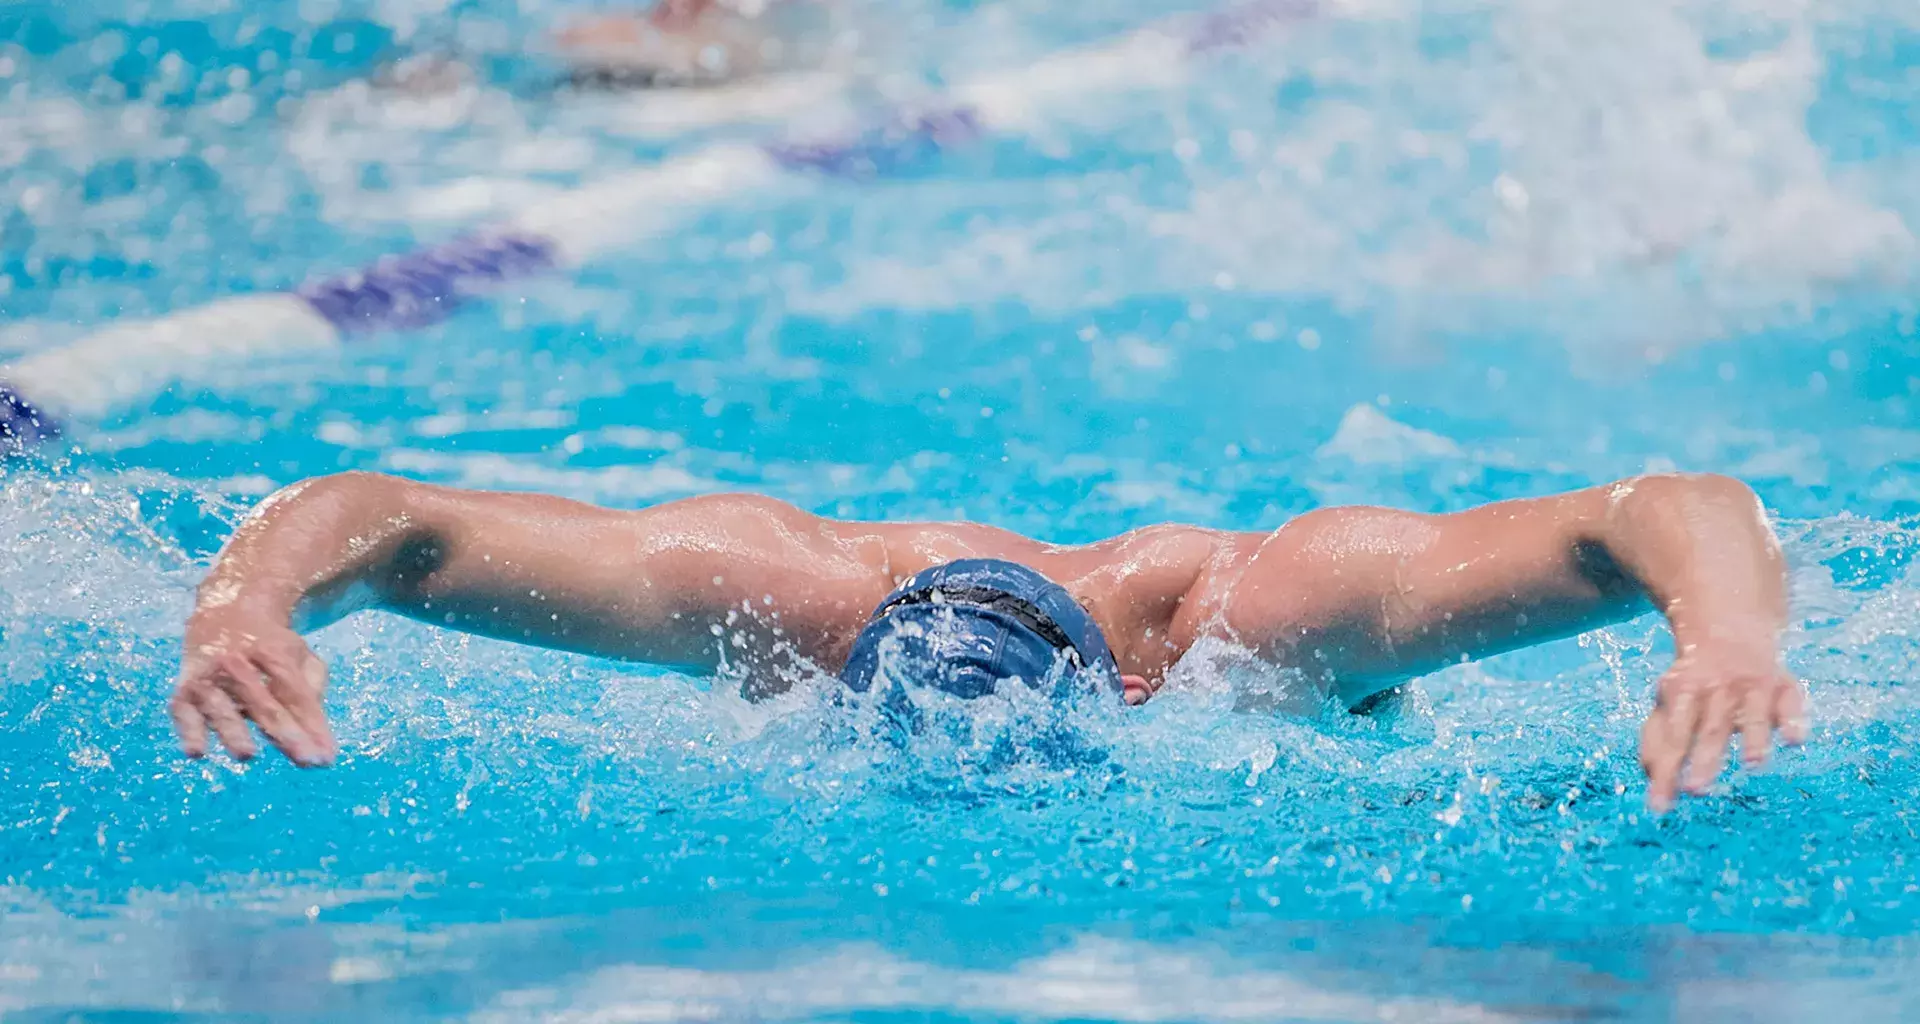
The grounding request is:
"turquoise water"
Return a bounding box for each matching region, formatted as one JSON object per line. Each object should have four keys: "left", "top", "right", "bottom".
{"left": 8, "top": 0, "right": 1920, "bottom": 1020}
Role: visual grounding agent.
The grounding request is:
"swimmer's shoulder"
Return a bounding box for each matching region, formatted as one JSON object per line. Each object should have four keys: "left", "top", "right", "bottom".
{"left": 1044, "top": 523, "right": 1242, "bottom": 592}
{"left": 1162, "top": 511, "right": 1402, "bottom": 653}
{"left": 1072, "top": 522, "right": 1241, "bottom": 558}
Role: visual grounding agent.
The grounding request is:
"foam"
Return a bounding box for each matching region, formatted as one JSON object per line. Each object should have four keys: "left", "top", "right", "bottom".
{"left": 799, "top": 0, "right": 1920, "bottom": 357}
{"left": 1316, "top": 403, "right": 1463, "bottom": 466}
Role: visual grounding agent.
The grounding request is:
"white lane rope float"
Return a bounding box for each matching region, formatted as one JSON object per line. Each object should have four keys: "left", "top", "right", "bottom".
{"left": 0, "top": 0, "right": 1315, "bottom": 456}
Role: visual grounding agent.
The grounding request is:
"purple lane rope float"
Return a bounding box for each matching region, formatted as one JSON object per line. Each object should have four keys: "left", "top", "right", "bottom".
{"left": 0, "top": 0, "right": 1317, "bottom": 456}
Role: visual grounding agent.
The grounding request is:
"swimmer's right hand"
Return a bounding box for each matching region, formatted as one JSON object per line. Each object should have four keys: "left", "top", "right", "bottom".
{"left": 171, "top": 612, "right": 337, "bottom": 767}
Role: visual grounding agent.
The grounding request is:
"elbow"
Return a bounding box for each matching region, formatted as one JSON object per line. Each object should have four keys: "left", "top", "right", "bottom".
{"left": 1585, "top": 472, "right": 1775, "bottom": 589}
{"left": 303, "top": 474, "right": 447, "bottom": 586}
{"left": 1613, "top": 472, "right": 1764, "bottom": 519}
{"left": 1601, "top": 472, "right": 1779, "bottom": 571}
{"left": 301, "top": 470, "right": 406, "bottom": 502}
{"left": 228, "top": 472, "right": 413, "bottom": 545}
{"left": 1676, "top": 472, "right": 1762, "bottom": 508}
{"left": 236, "top": 469, "right": 435, "bottom": 566}
{"left": 262, "top": 472, "right": 417, "bottom": 522}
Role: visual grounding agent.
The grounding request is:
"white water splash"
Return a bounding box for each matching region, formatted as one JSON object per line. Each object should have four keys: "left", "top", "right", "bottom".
{"left": 801, "top": 0, "right": 1920, "bottom": 358}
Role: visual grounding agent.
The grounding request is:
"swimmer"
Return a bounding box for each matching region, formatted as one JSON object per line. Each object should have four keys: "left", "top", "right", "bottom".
{"left": 171, "top": 471, "right": 1804, "bottom": 812}
{"left": 356, "top": 2, "right": 843, "bottom": 106}
{"left": 553, "top": 0, "right": 844, "bottom": 89}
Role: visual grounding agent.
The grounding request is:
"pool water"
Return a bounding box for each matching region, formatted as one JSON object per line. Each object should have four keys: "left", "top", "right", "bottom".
{"left": 8, "top": 0, "right": 1920, "bottom": 1019}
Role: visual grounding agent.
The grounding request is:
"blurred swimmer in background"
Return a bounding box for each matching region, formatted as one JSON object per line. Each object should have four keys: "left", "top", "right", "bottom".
{"left": 171, "top": 470, "right": 1805, "bottom": 813}
{"left": 292, "top": 0, "right": 863, "bottom": 224}
{"left": 359, "top": 0, "right": 853, "bottom": 102}
{"left": 553, "top": 0, "right": 850, "bottom": 89}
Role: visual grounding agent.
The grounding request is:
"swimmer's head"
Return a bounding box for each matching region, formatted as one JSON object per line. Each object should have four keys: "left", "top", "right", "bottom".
{"left": 838, "top": 559, "right": 1124, "bottom": 701}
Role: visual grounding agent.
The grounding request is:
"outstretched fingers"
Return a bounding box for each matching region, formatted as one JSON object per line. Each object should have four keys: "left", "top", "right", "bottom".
{"left": 171, "top": 627, "right": 342, "bottom": 767}
{"left": 1683, "top": 686, "right": 1739, "bottom": 794}
{"left": 213, "top": 651, "right": 323, "bottom": 766}
{"left": 252, "top": 642, "right": 336, "bottom": 766}
{"left": 1776, "top": 676, "right": 1811, "bottom": 747}
{"left": 201, "top": 685, "right": 257, "bottom": 761}
{"left": 1640, "top": 688, "right": 1699, "bottom": 814}
{"left": 1643, "top": 664, "right": 1811, "bottom": 812}
{"left": 169, "top": 688, "right": 211, "bottom": 759}
{"left": 1737, "top": 681, "right": 1776, "bottom": 769}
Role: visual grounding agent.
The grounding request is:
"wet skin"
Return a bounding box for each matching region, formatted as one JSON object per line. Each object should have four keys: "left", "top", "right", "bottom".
{"left": 173, "top": 471, "right": 1805, "bottom": 812}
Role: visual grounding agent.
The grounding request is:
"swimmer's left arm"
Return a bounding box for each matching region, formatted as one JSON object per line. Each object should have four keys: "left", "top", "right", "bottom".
{"left": 1224, "top": 473, "right": 1803, "bottom": 811}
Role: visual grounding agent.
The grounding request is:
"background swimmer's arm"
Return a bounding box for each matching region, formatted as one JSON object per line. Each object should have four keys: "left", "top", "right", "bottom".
{"left": 1215, "top": 472, "right": 1803, "bottom": 810}
{"left": 175, "top": 472, "right": 890, "bottom": 765}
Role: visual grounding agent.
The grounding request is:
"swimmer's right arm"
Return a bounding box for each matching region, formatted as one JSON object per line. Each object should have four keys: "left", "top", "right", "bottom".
{"left": 173, "top": 472, "right": 889, "bottom": 766}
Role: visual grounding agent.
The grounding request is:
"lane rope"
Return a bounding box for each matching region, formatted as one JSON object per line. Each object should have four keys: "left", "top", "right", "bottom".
{"left": 0, "top": 0, "right": 1316, "bottom": 456}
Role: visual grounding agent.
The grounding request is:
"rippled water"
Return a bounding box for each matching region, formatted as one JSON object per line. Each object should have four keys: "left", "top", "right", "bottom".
{"left": 6, "top": 0, "right": 1920, "bottom": 1020}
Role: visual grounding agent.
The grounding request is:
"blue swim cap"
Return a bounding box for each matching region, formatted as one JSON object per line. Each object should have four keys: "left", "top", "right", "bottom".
{"left": 839, "top": 559, "right": 1122, "bottom": 699}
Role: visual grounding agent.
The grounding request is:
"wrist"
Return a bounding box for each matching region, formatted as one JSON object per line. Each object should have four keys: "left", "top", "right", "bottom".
{"left": 192, "top": 573, "right": 302, "bottom": 627}
{"left": 1669, "top": 620, "right": 1783, "bottom": 668}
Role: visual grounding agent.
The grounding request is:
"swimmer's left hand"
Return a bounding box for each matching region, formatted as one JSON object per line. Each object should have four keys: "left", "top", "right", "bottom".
{"left": 1638, "top": 640, "right": 1808, "bottom": 813}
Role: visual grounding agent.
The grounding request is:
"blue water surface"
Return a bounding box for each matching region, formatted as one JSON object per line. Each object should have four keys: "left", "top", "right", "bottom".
{"left": 6, "top": 0, "right": 1920, "bottom": 1020}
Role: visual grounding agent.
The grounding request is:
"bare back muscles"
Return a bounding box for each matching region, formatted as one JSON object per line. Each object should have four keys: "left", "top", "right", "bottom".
{"left": 174, "top": 470, "right": 1806, "bottom": 812}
